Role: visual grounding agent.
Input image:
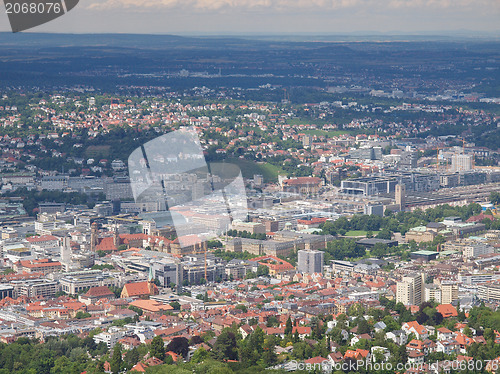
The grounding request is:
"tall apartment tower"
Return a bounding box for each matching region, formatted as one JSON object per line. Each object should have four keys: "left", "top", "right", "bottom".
{"left": 395, "top": 184, "right": 406, "bottom": 211}
{"left": 441, "top": 283, "right": 459, "bottom": 304}
{"left": 60, "top": 237, "right": 72, "bottom": 271}
{"left": 298, "top": 249, "right": 324, "bottom": 274}
{"left": 396, "top": 273, "right": 425, "bottom": 306}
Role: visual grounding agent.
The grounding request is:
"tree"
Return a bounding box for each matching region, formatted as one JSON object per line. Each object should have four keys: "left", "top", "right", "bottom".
{"left": 257, "top": 265, "right": 269, "bottom": 277}
{"left": 356, "top": 318, "right": 370, "bottom": 334}
{"left": 169, "top": 301, "right": 181, "bottom": 310}
{"left": 110, "top": 343, "right": 122, "bottom": 374}
{"left": 235, "top": 304, "right": 248, "bottom": 313}
{"left": 285, "top": 317, "right": 293, "bottom": 336}
{"left": 124, "top": 347, "right": 140, "bottom": 369}
{"left": 166, "top": 337, "right": 189, "bottom": 358}
{"left": 75, "top": 311, "right": 91, "bottom": 319}
{"left": 490, "top": 191, "right": 500, "bottom": 205}
{"left": 266, "top": 315, "right": 280, "bottom": 327}
{"left": 212, "top": 329, "right": 238, "bottom": 361}
{"left": 248, "top": 327, "right": 265, "bottom": 354}
{"left": 191, "top": 347, "right": 209, "bottom": 363}
{"left": 262, "top": 336, "right": 278, "bottom": 366}
{"left": 484, "top": 328, "right": 495, "bottom": 342}
{"left": 150, "top": 335, "right": 165, "bottom": 361}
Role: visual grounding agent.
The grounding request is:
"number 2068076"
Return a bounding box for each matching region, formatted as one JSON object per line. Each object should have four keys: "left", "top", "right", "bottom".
{"left": 5, "top": 2, "right": 63, "bottom": 14}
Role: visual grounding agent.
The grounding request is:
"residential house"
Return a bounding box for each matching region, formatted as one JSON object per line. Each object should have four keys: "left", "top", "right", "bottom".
{"left": 402, "top": 321, "right": 429, "bottom": 340}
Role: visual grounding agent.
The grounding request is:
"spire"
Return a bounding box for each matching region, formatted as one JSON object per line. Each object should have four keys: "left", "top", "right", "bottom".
{"left": 113, "top": 223, "right": 120, "bottom": 248}
{"left": 148, "top": 266, "right": 154, "bottom": 282}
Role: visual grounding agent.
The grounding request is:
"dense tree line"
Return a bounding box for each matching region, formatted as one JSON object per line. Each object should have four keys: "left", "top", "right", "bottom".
{"left": 226, "top": 230, "right": 267, "bottom": 240}
{"left": 320, "top": 203, "right": 483, "bottom": 237}
{"left": 2, "top": 188, "right": 106, "bottom": 216}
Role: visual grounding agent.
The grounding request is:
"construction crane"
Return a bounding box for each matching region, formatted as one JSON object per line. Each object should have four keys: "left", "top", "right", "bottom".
{"left": 436, "top": 145, "right": 440, "bottom": 171}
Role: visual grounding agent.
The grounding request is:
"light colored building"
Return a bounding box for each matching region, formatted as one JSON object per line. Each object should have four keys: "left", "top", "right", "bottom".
{"left": 395, "top": 184, "right": 405, "bottom": 211}
{"left": 424, "top": 284, "right": 442, "bottom": 303}
{"left": 231, "top": 221, "right": 266, "bottom": 235}
{"left": 478, "top": 282, "right": 500, "bottom": 302}
{"left": 13, "top": 259, "right": 62, "bottom": 275}
{"left": 451, "top": 154, "right": 473, "bottom": 172}
{"left": 396, "top": 273, "right": 425, "bottom": 306}
{"left": 281, "top": 177, "right": 322, "bottom": 195}
{"left": 298, "top": 249, "right": 324, "bottom": 274}
{"left": 405, "top": 226, "right": 437, "bottom": 243}
{"left": 11, "top": 279, "right": 58, "bottom": 298}
{"left": 4, "top": 244, "right": 33, "bottom": 263}
{"left": 59, "top": 270, "right": 118, "bottom": 294}
{"left": 463, "top": 243, "right": 494, "bottom": 259}
{"left": 93, "top": 327, "right": 127, "bottom": 348}
{"left": 458, "top": 273, "right": 499, "bottom": 285}
{"left": 441, "top": 283, "right": 458, "bottom": 305}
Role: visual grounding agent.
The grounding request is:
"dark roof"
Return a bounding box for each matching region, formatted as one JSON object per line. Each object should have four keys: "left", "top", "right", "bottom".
{"left": 356, "top": 238, "right": 398, "bottom": 247}
{"left": 427, "top": 222, "right": 445, "bottom": 228}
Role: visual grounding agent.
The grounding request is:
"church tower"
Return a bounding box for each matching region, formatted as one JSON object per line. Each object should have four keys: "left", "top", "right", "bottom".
{"left": 113, "top": 223, "right": 120, "bottom": 248}
{"left": 90, "top": 222, "right": 98, "bottom": 252}
{"left": 147, "top": 267, "right": 158, "bottom": 295}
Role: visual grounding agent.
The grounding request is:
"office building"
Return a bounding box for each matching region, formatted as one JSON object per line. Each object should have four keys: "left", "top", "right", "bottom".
{"left": 463, "top": 243, "right": 494, "bottom": 259}
{"left": 451, "top": 154, "right": 473, "bottom": 172}
{"left": 395, "top": 184, "right": 405, "bottom": 211}
{"left": 58, "top": 270, "right": 119, "bottom": 294}
{"left": 478, "top": 282, "right": 500, "bottom": 302}
{"left": 11, "top": 279, "right": 58, "bottom": 298}
{"left": 0, "top": 285, "right": 14, "bottom": 299}
{"left": 151, "top": 259, "right": 183, "bottom": 288}
{"left": 298, "top": 249, "right": 324, "bottom": 274}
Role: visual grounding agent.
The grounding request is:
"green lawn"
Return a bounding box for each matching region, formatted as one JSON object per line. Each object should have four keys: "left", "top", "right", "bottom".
{"left": 286, "top": 118, "right": 328, "bottom": 126}
{"left": 345, "top": 230, "right": 380, "bottom": 237}
{"left": 224, "top": 158, "right": 284, "bottom": 183}
{"left": 301, "top": 129, "right": 349, "bottom": 137}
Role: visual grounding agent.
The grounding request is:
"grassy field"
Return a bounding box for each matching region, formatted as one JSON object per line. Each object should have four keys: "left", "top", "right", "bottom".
{"left": 224, "top": 158, "right": 285, "bottom": 183}
{"left": 301, "top": 129, "right": 349, "bottom": 137}
{"left": 345, "top": 230, "right": 380, "bottom": 237}
{"left": 286, "top": 118, "right": 330, "bottom": 126}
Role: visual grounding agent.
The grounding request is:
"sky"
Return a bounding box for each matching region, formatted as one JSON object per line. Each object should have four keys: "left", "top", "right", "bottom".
{"left": 2, "top": 0, "right": 500, "bottom": 35}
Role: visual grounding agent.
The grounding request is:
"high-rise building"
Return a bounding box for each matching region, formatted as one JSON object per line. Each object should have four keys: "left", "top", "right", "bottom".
{"left": 298, "top": 249, "right": 324, "bottom": 274}
{"left": 302, "top": 135, "right": 312, "bottom": 148}
{"left": 424, "top": 284, "right": 442, "bottom": 303}
{"left": 441, "top": 283, "right": 458, "bottom": 305}
{"left": 396, "top": 273, "right": 425, "bottom": 306}
{"left": 253, "top": 174, "right": 264, "bottom": 187}
{"left": 395, "top": 184, "right": 405, "bottom": 211}
{"left": 60, "top": 237, "right": 71, "bottom": 271}
{"left": 451, "top": 154, "right": 473, "bottom": 172}
{"left": 398, "top": 151, "right": 418, "bottom": 170}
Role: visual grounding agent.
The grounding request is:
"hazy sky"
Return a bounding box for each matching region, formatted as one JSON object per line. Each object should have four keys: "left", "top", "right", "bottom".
{"left": 2, "top": 0, "right": 500, "bottom": 34}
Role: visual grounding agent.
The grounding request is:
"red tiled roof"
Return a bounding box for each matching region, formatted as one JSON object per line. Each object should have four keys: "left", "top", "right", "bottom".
{"left": 305, "top": 356, "right": 327, "bottom": 364}
{"left": 122, "top": 282, "right": 157, "bottom": 297}
{"left": 282, "top": 177, "right": 321, "bottom": 186}
{"left": 436, "top": 304, "right": 458, "bottom": 318}
{"left": 26, "top": 235, "right": 59, "bottom": 243}
{"left": 84, "top": 286, "right": 114, "bottom": 298}
{"left": 95, "top": 237, "right": 117, "bottom": 251}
